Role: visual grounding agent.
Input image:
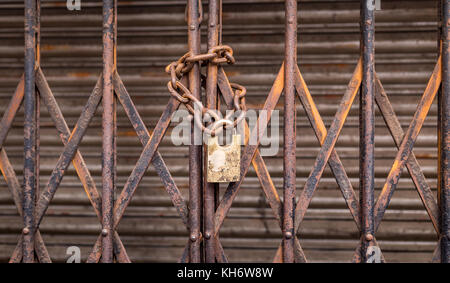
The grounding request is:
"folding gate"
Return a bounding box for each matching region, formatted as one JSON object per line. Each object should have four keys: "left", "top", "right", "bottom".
{"left": 0, "top": 0, "right": 448, "bottom": 263}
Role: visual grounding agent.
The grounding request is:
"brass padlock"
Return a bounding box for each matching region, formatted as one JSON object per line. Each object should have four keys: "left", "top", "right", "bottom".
{"left": 207, "top": 133, "right": 241, "bottom": 183}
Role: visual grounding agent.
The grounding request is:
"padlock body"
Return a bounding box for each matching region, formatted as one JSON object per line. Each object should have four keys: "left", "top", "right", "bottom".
{"left": 207, "top": 135, "right": 240, "bottom": 183}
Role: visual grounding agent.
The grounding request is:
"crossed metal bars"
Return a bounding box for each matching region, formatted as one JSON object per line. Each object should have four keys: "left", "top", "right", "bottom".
{"left": 0, "top": 0, "right": 448, "bottom": 263}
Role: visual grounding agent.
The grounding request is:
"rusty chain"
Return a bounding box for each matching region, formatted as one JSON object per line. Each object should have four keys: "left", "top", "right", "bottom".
{"left": 165, "top": 45, "right": 246, "bottom": 136}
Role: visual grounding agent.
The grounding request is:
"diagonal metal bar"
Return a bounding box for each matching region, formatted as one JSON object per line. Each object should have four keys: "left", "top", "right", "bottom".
{"left": 35, "top": 75, "right": 103, "bottom": 227}
{"left": 113, "top": 97, "right": 181, "bottom": 228}
{"left": 375, "top": 73, "right": 440, "bottom": 233}
{"left": 0, "top": 149, "right": 51, "bottom": 262}
{"left": 295, "top": 63, "right": 361, "bottom": 227}
{"left": 373, "top": 57, "right": 442, "bottom": 232}
{"left": 0, "top": 75, "right": 24, "bottom": 148}
{"left": 113, "top": 231, "right": 131, "bottom": 263}
{"left": 294, "top": 59, "right": 362, "bottom": 231}
{"left": 36, "top": 68, "right": 102, "bottom": 220}
{"left": 217, "top": 67, "right": 307, "bottom": 263}
{"left": 113, "top": 71, "right": 189, "bottom": 226}
{"left": 271, "top": 61, "right": 363, "bottom": 263}
{"left": 214, "top": 64, "right": 285, "bottom": 236}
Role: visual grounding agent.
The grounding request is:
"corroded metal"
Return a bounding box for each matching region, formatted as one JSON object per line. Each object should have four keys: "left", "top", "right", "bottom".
{"left": 1, "top": 0, "right": 448, "bottom": 264}
{"left": 187, "top": 0, "right": 202, "bottom": 263}
{"left": 23, "top": 0, "right": 37, "bottom": 263}
{"left": 204, "top": 0, "right": 220, "bottom": 263}
{"left": 283, "top": 0, "right": 297, "bottom": 263}
{"left": 360, "top": 0, "right": 375, "bottom": 262}
{"left": 440, "top": 0, "right": 450, "bottom": 263}
{"left": 101, "top": 0, "right": 115, "bottom": 263}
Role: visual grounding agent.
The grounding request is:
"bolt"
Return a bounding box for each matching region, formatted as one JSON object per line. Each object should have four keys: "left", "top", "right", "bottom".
{"left": 365, "top": 233, "right": 374, "bottom": 241}
{"left": 102, "top": 229, "right": 108, "bottom": 237}
{"left": 22, "top": 227, "right": 30, "bottom": 235}
{"left": 284, "top": 231, "right": 293, "bottom": 239}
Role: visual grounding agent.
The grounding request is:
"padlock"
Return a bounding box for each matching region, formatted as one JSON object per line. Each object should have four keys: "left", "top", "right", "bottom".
{"left": 206, "top": 133, "right": 241, "bottom": 183}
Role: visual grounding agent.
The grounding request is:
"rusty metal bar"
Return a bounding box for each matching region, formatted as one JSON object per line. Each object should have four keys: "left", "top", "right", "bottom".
{"left": 441, "top": 0, "right": 450, "bottom": 263}
{"left": 23, "top": 0, "right": 37, "bottom": 263}
{"left": 101, "top": 0, "right": 115, "bottom": 263}
{"left": 204, "top": 0, "right": 220, "bottom": 263}
{"left": 360, "top": 0, "right": 375, "bottom": 262}
{"left": 283, "top": 0, "right": 297, "bottom": 263}
{"left": 214, "top": 65, "right": 284, "bottom": 236}
{"left": 187, "top": 0, "right": 203, "bottom": 263}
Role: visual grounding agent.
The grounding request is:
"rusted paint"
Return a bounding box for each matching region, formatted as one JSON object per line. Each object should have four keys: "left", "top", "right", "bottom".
{"left": 23, "top": 0, "right": 37, "bottom": 263}
{"left": 283, "top": 0, "right": 297, "bottom": 263}
{"left": 375, "top": 73, "right": 439, "bottom": 233}
{"left": 295, "top": 65, "right": 361, "bottom": 228}
{"left": 294, "top": 59, "right": 362, "bottom": 230}
{"left": 360, "top": 0, "right": 375, "bottom": 262}
{"left": 113, "top": 97, "right": 181, "bottom": 228}
{"left": 374, "top": 58, "right": 442, "bottom": 232}
{"left": 35, "top": 75, "right": 103, "bottom": 227}
{"left": 214, "top": 64, "right": 285, "bottom": 236}
{"left": 113, "top": 71, "right": 189, "bottom": 227}
{"left": 204, "top": 0, "right": 220, "bottom": 263}
{"left": 440, "top": 0, "right": 450, "bottom": 263}
{"left": 187, "top": 0, "right": 202, "bottom": 263}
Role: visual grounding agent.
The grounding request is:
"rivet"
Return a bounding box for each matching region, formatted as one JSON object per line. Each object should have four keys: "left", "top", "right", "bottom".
{"left": 102, "top": 229, "right": 108, "bottom": 237}
{"left": 190, "top": 24, "right": 196, "bottom": 30}
{"left": 190, "top": 233, "right": 198, "bottom": 242}
{"left": 284, "top": 231, "right": 293, "bottom": 239}
{"left": 22, "top": 227, "right": 30, "bottom": 235}
{"left": 365, "top": 233, "right": 373, "bottom": 241}
{"left": 204, "top": 232, "right": 211, "bottom": 239}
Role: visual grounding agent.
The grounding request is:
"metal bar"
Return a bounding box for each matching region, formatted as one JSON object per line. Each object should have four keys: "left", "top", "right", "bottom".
{"left": 218, "top": 68, "right": 307, "bottom": 263}
{"left": 113, "top": 72, "right": 189, "bottom": 227}
{"left": 0, "top": 76, "right": 24, "bottom": 149}
{"left": 23, "top": 0, "right": 37, "bottom": 263}
{"left": 293, "top": 60, "right": 362, "bottom": 230}
{"left": 101, "top": 0, "right": 115, "bottom": 263}
{"left": 214, "top": 64, "right": 284, "bottom": 236}
{"left": 360, "top": 0, "right": 376, "bottom": 262}
{"left": 113, "top": 97, "right": 181, "bottom": 227}
{"left": 36, "top": 68, "right": 102, "bottom": 221}
{"left": 187, "top": 0, "right": 203, "bottom": 263}
{"left": 295, "top": 65, "right": 361, "bottom": 227}
{"left": 204, "top": 0, "right": 219, "bottom": 263}
{"left": 283, "top": 0, "right": 297, "bottom": 263}
{"left": 375, "top": 74, "right": 439, "bottom": 233}
{"left": 374, "top": 58, "right": 441, "bottom": 231}
{"left": 35, "top": 76, "right": 102, "bottom": 226}
{"left": 441, "top": 0, "right": 450, "bottom": 263}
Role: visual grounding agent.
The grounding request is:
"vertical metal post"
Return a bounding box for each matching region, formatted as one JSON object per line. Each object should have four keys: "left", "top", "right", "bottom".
{"left": 101, "top": 0, "right": 115, "bottom": 263}
{"left": 204, "top": 0, "right": 219, "bottom": 263}
{"left": 187, "top": 0, "right": 203, "bottom": 263}
{"left": 440, "top": 0, "right": 450, "bottom": 263}
{"left": 360, "top": 0, "right": 375, "bottom": 262}
{"left": 23, "top": 0, "right": 37, "bottom": 263}
{"left": 283, "top": 0, "right": 297, "bottom": 263}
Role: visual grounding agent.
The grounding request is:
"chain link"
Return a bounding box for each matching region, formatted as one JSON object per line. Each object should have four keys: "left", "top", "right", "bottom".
{"left": 165, "top": 45, "right": 246, "bottom": 136}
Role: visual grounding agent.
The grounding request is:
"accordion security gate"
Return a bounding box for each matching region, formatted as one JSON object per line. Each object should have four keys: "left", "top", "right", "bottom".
{"left": 0, "top": 0, "right": 448, "bottom": 263}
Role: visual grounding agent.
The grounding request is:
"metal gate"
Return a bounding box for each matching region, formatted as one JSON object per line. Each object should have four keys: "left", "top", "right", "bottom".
{"left": 0, "top": 0, "right": 448, "bottom": 263}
